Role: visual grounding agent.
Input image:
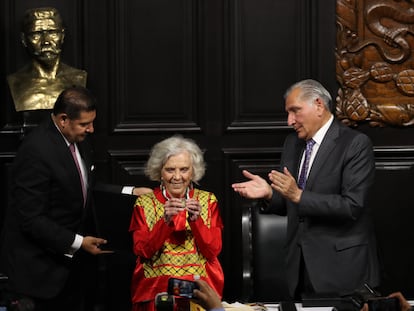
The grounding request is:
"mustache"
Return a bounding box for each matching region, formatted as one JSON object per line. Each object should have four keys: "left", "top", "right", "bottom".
{"left": 33, "top": 47, "right": 61, "bottom": 56}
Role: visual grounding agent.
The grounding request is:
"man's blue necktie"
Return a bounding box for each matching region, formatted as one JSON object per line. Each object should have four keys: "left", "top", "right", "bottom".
{"left": 298, "top": 139, "right": 315, "bottom": 190}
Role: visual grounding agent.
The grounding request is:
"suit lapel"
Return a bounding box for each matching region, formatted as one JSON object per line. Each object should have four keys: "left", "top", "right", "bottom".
{"left": 306, "top": 121, "right": 340, "bottom": 189}
{"left": 46, "top": 118, "right": 76, "bottom": 168}
{"left": 46, "top": 118, "right": 86, "bottom": 199}
{"left": 293, "top": 140, "right": 305, "bottom": 180}
{"left": 284, "top": 135, "right": 305, "bottom": 180}
{"left": 78, "top": 138, "right": 95, "bottom": 185}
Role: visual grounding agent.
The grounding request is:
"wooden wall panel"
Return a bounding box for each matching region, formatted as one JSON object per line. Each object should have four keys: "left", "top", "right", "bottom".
{"left": 109, "top": 0, "right": 201, "bottom": 132}
{"left": 2, "top": 0, "right": 413, "bottom": 308}
{"left": 226, "top": 0, "right": 302, "bottom": 130}
{"left": 370, "top": 147, "right": 414, "bottom": 296}
{"left": 107, "top": 149, "right": 154, "bottom": 187}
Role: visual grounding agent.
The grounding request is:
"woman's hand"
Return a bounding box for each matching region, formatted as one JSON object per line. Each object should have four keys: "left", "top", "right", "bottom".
{"left": 163, "top": 198, "right": 186, "bottom": 224}
{"left": 186, "top": 198, "right": 201, "bottom": 222}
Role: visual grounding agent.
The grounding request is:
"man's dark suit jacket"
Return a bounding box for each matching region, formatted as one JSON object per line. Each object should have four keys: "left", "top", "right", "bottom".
{"left": 266, "top": 119, "right": 380, "bottom": 297}
{"left": 0, "top": 117, "right": 122, "bottom": 299}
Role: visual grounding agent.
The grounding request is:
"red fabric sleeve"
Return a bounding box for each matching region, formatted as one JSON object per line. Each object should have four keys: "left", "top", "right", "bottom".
{"left": 130, "top": 203, "right": 174, "bottom": 259}
{"left": 189, "top": 199, "right": 223, "bottom": 260}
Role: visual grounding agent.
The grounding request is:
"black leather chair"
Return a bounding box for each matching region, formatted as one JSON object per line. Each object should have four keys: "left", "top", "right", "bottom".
{"left": 241, "top": 200, "right": 290, "bottom": 302}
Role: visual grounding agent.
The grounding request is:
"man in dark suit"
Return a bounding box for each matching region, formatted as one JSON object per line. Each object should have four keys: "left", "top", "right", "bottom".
{"left": 0, "top": 86, "right": 148, "bottom": 311}
{"left": 232, "top": 79, "right": 380, "bottom": 299}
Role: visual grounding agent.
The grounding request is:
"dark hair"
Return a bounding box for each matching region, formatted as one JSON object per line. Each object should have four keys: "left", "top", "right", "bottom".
{"left": 53, "top": 85, "right": 97, "bottom": 119}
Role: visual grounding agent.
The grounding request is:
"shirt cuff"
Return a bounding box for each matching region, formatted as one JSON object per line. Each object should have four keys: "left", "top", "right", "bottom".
{"left": 65, "top": 234, "right": 83, "bottom": 258}
{"left": 122, "top": 186, "right": 134, "bottom": 195}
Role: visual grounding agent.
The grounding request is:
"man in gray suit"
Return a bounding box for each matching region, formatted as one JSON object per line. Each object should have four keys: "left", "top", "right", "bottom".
{"left": 232, "top": 79, "right": 380, "bottom": 299}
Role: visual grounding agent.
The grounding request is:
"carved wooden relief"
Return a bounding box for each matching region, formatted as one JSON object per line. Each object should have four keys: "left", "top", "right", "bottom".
{"left": 336, "top": 0, "right": 414, "bottom": 127}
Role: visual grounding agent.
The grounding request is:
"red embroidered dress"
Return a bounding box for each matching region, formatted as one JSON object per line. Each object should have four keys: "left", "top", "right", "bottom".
{"left": 129, "top": 187, "right": 224, "bottom": 310}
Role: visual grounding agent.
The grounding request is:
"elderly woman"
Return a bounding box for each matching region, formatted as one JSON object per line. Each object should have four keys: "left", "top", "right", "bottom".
{"left": 129, "top": 135, "right": 224, "bottom": 311}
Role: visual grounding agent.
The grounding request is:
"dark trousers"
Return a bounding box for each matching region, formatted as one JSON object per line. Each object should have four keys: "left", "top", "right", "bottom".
{"left": 5, "top": 253, "right": 100, "bottom": 311}
{"left": 294, "top": 250, "right": 315, "bottom": 301}
{"left": 33, "top": 274, "right": 83, "bottom": 311}
{"left": 5, "top": 266, "right": 84, "bottom": 311}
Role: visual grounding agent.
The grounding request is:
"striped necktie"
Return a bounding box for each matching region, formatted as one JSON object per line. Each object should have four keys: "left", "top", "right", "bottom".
{"left": 298, "top": 139, "right": 315, "bottom": 190}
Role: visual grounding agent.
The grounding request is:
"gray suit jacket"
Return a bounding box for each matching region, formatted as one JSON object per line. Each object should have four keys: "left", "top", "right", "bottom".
{"left": 266, "top": 119, "right": 380, "bottom": 297}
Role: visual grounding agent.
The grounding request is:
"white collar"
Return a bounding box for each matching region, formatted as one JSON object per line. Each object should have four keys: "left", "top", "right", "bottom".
{"left": 311, "top": 114, "right": 333, "bottom": 146}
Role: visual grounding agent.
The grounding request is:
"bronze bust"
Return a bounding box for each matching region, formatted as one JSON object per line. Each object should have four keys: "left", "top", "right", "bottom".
{"left": 7, "top": 7, "right": 87, "bottom": 112}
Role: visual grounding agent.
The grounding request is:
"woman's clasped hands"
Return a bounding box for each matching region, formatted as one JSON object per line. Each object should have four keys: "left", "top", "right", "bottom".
{"left": 164, "top": 198, "right": 201, "bottom": 225}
